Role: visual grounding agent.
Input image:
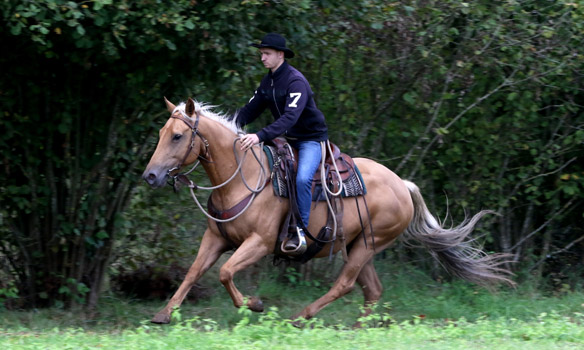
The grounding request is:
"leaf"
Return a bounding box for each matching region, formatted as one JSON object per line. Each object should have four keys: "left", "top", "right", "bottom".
{"left": 184, "top": 20, "right": 195, "bottom": 30}
{"left": 403, "top": 5, "right": 414, "bottom": 14}
{"left": 402, "top": 92, "right": 416, "bottom": 104}
{"left": 435, "top": 127, "right": 449, "bottom": 135}
{"left": 95, "top": 16, "right": 105, "bottom": 26}
{"left": 165, "top": 40, "right": 177, "bottom": 50}
{"left": 542, "top": 30, "right": 554, "bottom": 38}
{"left": 57, "top": 122, "right": 69, "bottom": 134}
{"left": 371, "top": 22, "right": 383, "bottom": 30}
{"left": 10, "top": 24, "right": 22, "bottom": 35}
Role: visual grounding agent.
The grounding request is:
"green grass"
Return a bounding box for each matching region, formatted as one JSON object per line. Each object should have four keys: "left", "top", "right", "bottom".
{"left": 1, "top": 264, "right": 583, "bottom": 348}
{"left": 1, "top": 309, "right": 583, "bottom": 350}
{"left": 2, "top": 264, "right": 583, "bottom": 330}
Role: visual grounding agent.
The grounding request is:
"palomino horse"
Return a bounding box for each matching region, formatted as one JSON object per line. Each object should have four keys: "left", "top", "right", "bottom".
{"left": 142, "top": 98, "right": 513, "bottom": 324}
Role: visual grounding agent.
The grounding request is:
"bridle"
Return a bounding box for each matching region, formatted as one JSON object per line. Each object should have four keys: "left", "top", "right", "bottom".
{"left": 166, "top": 107, "right": 210, "bottom": 190}
{"left": 163, "top": 106, "right": 269, "bottom": 223}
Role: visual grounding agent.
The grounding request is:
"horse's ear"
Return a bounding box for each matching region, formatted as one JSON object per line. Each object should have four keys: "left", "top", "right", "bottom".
{"left": 164, "top": 97, "right": 176, "bottom": 113}
{"left": 186, "top": 98, "right": 196, "bottom": 117}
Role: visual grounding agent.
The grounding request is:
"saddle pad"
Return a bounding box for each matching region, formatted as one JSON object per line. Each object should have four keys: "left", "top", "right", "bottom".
{"left": 263, "top": 145, "right": 367, "bottom": 200}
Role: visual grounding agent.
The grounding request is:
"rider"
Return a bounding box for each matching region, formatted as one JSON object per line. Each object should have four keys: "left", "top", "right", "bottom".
{"left": 237, "top": 33, "right": 329, "bottom": 254}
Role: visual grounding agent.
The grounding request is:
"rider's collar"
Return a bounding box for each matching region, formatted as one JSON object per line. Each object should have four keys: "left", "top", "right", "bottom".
{"left": 269, "top": 60, "right": 288, "bottom": 80}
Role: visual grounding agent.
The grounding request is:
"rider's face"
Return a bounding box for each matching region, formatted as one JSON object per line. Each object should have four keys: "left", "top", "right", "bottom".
{"left": 260, "top": 48, "right": 284, "bottom": 72}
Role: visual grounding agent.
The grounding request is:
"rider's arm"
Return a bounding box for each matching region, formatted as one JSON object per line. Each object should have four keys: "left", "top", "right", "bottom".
{"left": 256, "top": 79, "right": 308, "bottom": 142}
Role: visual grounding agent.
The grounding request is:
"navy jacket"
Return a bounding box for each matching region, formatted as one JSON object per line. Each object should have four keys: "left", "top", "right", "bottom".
{"left": 236, "top": 61, "right": 328, "bottom": 143}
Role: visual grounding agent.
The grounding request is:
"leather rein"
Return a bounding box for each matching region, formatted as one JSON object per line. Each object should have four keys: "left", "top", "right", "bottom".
{"left": 165, "top": 107, "right": 269, "bottom": 225}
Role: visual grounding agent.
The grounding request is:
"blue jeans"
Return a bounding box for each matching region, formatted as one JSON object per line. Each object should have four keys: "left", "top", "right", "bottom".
{"left": 290, "top": 140, "right": 322, "bottom": 228}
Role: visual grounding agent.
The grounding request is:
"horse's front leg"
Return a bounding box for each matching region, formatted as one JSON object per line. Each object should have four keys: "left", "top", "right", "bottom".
{"left": 151, "top": 229, "right": 229, "bottom": 324}
{"left": 219, "top": 232, "right": 271, "bottom": 312}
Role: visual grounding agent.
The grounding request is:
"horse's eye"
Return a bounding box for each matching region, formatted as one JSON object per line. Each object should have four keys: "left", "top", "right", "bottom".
{"left": 172, "top": 134, "right": 182, "bottom": 141}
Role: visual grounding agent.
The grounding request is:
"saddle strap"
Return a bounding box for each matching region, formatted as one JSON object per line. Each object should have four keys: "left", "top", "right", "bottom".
{"left": 355, "top": 195, "right": 375, "bottom": 251}
{"left": 207, "top": 194, "right": 254, "bottom": 249}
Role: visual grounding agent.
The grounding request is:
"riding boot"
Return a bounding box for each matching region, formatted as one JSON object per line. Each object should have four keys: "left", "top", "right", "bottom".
{"left": 282, "top": 226, "right": 307, "bottom": 256}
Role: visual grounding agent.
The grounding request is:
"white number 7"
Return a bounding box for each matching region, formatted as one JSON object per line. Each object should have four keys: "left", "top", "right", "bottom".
{"left": 288, "top": 92, "right": 302, "bottom": 108}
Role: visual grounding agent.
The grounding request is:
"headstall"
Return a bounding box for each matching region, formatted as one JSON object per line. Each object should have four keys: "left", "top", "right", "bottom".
{"left": 166, "top": 108, "right": 210, "bottom": 191}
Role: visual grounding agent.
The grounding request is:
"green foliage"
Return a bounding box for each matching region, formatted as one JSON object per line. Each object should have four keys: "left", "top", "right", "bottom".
{"left": 306, "top": 0, "right": 584, "bottom": 277}
{"left": 0, "top": 281, "right": 18, "bottom": 310}
{"left": 56, "top": 278, "right": 91, "bottom": 306}
{"left": 3, "top": 262, "right": 583, "bottom": 331}
{"left": 1, "top": 266, "right": 584, "bottom": 348}
{"left": 1, "top": 306, "right": 583, "bottom": 349}
{"left": 0, "top": 0, "right": 315, "bottom": 308}
{"left": 282, "top": 267, "right": 321, "bottom": 288}
{"left": 110, "top": 185, "right": 207, "bottom": 274}
{"left": 1, "top": 0, "right": 583, "bottom": 311}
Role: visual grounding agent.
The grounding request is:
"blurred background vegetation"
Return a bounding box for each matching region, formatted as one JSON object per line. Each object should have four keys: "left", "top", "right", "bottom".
{"left": 0, "top": 0, "right": 583, "bottom": 316}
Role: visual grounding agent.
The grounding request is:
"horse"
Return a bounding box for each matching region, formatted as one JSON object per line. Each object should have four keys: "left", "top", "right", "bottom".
{"left": 142, "top": 97, "right": 514, "bottom": 324}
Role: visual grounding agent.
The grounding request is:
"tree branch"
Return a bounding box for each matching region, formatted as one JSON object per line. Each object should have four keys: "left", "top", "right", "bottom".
{"left": 407, "top": 69, "right": 517, "bottom": 179}
{"left": 529, "top": 233, "right": 584, "bottom": 272}
{"left": 510, "top": 198, "right": 577, "bottom": 251}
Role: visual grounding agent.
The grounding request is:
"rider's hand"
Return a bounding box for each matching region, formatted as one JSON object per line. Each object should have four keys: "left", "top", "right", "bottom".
{"left": 240, "top": 133, "right": 259, "bottom": 151}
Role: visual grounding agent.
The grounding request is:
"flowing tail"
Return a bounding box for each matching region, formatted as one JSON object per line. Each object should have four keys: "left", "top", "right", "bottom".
{"left": 402, "top": 180, "right": 515, "bottom": 289}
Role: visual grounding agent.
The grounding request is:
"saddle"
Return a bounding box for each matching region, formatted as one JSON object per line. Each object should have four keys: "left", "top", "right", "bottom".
{"left": 265, "top": 138, "right": 366, "bottom": 200}
{"left": 263, "top": 138, "right": 369, "bottom": 263}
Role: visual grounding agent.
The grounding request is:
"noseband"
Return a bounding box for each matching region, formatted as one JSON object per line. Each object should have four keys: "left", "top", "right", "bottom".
{"left": 166, "top": 108, "right": 210, "bottom": 190}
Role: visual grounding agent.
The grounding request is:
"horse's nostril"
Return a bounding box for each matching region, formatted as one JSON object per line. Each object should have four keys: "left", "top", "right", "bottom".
{"left": 144, "top": 172, "right": 158, "bottom": 185}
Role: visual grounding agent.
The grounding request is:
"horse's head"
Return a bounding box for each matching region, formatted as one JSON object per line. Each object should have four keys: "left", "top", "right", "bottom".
{"left": 142, "top": 98, "right": 204, "bottom": 188}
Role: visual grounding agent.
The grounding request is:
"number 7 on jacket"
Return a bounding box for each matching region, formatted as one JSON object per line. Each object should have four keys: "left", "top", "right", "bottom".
{"left": 288, "top": 92, "right": 302, "bottom": 108}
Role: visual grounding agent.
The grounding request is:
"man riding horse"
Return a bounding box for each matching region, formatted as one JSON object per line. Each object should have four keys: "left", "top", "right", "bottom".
{"left": 142, "top": 33, "right": 514, "bottom": 325}
{"left": 238, "top": 33, "right": 328, "bottom": 255}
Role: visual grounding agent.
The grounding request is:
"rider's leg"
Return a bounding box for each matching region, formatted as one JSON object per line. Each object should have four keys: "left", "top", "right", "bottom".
{"left": 285, "top": 140, "right": 321, "bottom": 250}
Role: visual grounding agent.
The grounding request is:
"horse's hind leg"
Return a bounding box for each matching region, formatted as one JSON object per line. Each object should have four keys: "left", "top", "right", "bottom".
{"left": 291, "top": 243, "right": 377, "bottom": 321}
{"left": 219, "top": 233, "right": 271, "bottom": 312}
{"left": 353, "top": 259, "right": 383, "bottom": 327}
{"left": 151, "top": 230, "right": 228, "bottom": 324}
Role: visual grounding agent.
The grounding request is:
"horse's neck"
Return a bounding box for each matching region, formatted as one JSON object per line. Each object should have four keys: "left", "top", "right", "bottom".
{"left": 199, "top": 117, "right": 261, "bottom": 203}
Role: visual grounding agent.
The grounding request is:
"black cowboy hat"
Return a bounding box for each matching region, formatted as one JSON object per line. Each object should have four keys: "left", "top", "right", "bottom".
{"left": 250, "top": 33, "right": 295, "bottom": 58}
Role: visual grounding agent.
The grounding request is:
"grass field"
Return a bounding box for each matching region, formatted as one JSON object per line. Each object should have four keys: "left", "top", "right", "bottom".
{"left": 1, "top": 264, "right": 583, "bottom": 349}
{"left": 1, "top": 309, "right": 583, "bottom": 350}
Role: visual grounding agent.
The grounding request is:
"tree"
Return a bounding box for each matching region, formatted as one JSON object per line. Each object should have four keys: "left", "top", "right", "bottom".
{"left": 1, "top": 0, "right": 582, "bottom": 311}
{"left": 294, "top": 0, "right": 584, "bottom": 279}
{"left": 0, "top": 0, "right": 313, "bottom": 309}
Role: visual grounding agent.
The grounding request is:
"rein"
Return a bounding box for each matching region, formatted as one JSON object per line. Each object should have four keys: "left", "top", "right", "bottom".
{"left": 185, "top": 139, "right": 268, "bottom": 223}
{"left": 165, "top": 109, "right": 348, "bottom": 255}
{"left": 166, "top": 107, "right": 269, "bottom": 223}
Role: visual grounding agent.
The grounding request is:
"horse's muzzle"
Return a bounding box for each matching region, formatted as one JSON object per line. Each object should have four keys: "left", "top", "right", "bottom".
{"left": 142, "top": 168, "right": 168, "bottom": 188}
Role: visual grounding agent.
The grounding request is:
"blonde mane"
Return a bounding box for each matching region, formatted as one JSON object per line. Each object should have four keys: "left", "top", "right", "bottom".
{"left": 175, "top": 100, "right": 243, "bottom": 135}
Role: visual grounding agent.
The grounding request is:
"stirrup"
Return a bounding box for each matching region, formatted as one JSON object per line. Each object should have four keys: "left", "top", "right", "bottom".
{"left": 281, "top": 227, "right": 307, "bottom": 256}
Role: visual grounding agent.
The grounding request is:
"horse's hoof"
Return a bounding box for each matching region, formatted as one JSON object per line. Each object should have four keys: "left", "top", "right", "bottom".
{"left": 289, "top": 318, "right": 304, "bottom": 328}
{"left": 151, "top": 313, "right": 171, "bottom": 324}
{"left": 247, "top": 297, "right": 264, "bottom": 312}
